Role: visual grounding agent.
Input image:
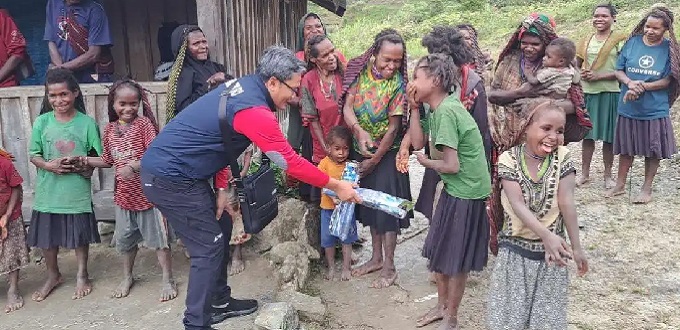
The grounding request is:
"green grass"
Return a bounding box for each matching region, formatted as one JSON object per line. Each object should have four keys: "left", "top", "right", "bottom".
{"left": 310, "top": 0, "right": 680, "bottom": 60}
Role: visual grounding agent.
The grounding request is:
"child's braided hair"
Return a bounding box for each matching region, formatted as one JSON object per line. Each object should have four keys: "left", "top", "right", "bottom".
{"left": 108, "top": 78, "right": 160, "bottom": 133}
{"left": 40, "top": 68, "right": 86, "bottom": 115}
{"left": 166, "top": 25, "right": 202, "bottom": 124}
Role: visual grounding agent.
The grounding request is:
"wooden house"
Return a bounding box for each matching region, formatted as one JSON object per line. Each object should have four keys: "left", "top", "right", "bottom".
{"left": 0, "top": 0, "right": 346, "bottom": 219}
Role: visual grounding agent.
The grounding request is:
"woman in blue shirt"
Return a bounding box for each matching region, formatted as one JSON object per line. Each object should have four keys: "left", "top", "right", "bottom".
{"left": 605, "top": 5, "right": 680, "bottom": 204}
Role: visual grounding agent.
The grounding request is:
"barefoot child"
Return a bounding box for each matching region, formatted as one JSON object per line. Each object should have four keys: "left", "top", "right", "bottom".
{"left": 85, "top": 79, "right": 177, "bottom": 301}
{"left": 408, "top": 54, "right": 491, "bottom": 329}
{"left": 487, "top": 101, "right": 589, "bottom": 329}
{"left": 318, "top": 126, "right": 356, "bottom": 281}
{"left": 214, "top": 145, "right": 254, "bottom": 276}
{"left": 27, "top": 68, "right": 102, "bottom": 301}
{"left": 0, "top": 150, "right": 29, "bottom": 313}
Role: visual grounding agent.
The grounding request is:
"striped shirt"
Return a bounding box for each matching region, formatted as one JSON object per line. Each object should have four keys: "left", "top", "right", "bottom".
{"left": 102, "top": 116, "right": 156, "bottom": 211}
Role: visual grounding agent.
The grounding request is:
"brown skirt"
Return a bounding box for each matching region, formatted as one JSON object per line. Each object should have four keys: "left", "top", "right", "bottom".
{"left": 0, "top": 217, "right": 30, "bottom": 275}
{"left": 613, "top": 115, "right": 677, "bottom": 159}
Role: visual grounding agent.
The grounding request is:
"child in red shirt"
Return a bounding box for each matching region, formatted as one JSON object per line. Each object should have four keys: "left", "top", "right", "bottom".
{"left": 86, "top": 79, "right": 177, "bottom": 302}
{"left": 0, "top": 149, "right": 29, "bottom": 313}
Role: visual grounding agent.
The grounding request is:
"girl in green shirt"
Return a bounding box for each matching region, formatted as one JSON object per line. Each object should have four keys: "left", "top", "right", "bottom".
{"left": 27, "top": 68, "right": 103, "bottom": 302}
{"left": 407, "top": 54, "right": 491, "bottom": 330}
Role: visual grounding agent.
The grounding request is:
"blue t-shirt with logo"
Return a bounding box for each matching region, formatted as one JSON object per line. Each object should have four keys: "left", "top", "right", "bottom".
{"left": 616, "top": 35, "right": 671, "bottom": 120}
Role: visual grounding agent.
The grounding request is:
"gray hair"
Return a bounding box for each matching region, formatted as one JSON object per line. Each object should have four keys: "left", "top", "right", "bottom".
{"left": 256, "top": 45, "right": 307, "bottom": 81}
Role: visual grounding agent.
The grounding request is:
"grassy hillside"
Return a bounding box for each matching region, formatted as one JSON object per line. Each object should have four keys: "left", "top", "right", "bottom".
{"left": 310, "top": 0, "right": 680, "bottom": 60}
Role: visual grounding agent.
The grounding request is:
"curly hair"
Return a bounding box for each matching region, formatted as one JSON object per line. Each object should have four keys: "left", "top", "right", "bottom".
{"left": 594, "top": 2, "right": 618, "bottom": 17}
{"left": 415, "top": 54, "right": 458, "bottom": 93}
{"left": 547, "top": 37, "right": 577, "bottom": 64}
{"left": 421, "top": 26, "right": 474, "bottom": 67}
{"left": 108, "top": 78, "right": 160, "bottom": 133}
{"left": 40, "top": 68, "right": 86, "bottom": 115}
{"left": 630, "top": 4, "right": 680, "bottom": 104}
{"left": 326, "top": 126, "right": 352, "bottom": 147}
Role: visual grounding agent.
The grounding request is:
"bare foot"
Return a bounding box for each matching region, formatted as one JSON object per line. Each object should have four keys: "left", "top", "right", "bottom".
{"left": 351, "top": 259, "right": 383, "bottom": 277}
{"left": 72, "top": 276, "right": 93, "bottom": 300}
{"left": 632, "top": 191, "right": 653, "bottom": 204}
{"left": 371, "top": 268, "right": 397, "bottom": 289}
{"left": 604, "top": 176, "right": 616, "bottom": 189}
{"left": 604, "top": 185, "right": 626, "bottom": 198}
{"left": 324, "top": 267, "right": 336, "bottom": 281}
{"left": 437, "top": 316, "right": 459, "bottom": 330}
{"left": 159, "top": 279, "right": 178, "bottom": 302}
{"left": 416, "top": 304, "right": 445, "bottom": 328}
{"left": 576, "top": 175, "right": 590, "bottom": 187}
{"left": 5, "top": 290, "right": 24, "bottom": 313}
{"left": 340, "top": 268, "right": 352, "bottom": 281}
{"left": 229, "top": 258, "right": 245, "bottom": 276}
{"left": 112, "top": 276, "right": 134, "bottom": 299}
{"left": 32, "top": 274, "right": 63, "bottom": 302}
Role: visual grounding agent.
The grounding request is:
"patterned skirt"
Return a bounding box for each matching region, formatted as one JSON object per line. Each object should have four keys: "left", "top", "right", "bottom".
{"left": 487, "top": 247, "right": 568, "bottom": 330}
{"left": 613, "top": 115, "right": 677, "bottom": 159}
{"left": 0, "top": 217, "right": 30, "bottom": 275}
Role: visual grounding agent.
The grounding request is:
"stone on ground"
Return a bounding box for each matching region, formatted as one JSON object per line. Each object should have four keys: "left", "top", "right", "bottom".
{"left": 275, "top": 290, "right": 327, "bottom": 323}
{"left": 266, "top": 241, "right": 318, "bottom": 291}
{"left": 250, "top": 197, "right": 309, "bottom": 253}
{"left": 255, "top": 302, "right": 300, "bottom": 330}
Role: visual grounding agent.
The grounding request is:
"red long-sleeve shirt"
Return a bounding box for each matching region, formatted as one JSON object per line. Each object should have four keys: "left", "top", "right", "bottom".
{"left": 214, "top": 106, "right": 330, "bottom": 189}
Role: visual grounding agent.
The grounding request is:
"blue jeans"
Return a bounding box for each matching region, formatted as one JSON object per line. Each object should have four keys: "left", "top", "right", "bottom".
{"left": 320, "top": 209, "right": 358, "bottom": 248}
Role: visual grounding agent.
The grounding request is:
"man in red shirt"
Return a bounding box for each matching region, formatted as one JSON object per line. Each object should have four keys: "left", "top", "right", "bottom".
{"left": 0, "top": 8, "right": 27, "bottom": 87}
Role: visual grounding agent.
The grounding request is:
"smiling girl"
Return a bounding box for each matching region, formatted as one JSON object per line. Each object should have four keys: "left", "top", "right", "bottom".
{"left": 407, "top": 54, "right": 491, "bottom": 330}
{"left": 27, "top": 68, "right": 103, "bottom": 302}
{"left": 487, "top": 101, "right": 588, "bottom": 330}
{"left": 84, "top": 79, "right": 177, "bottom": 302}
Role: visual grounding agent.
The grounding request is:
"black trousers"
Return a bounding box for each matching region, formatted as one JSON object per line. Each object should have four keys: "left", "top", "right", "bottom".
{"left": 141, "top": 170, "right": 232, "bottom": 330}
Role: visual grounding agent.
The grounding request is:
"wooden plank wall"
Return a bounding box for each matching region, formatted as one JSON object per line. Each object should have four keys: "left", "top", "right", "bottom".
{"left": 102, "top": 0, "right": 198, "bottom": 81}
{"left": 0, "top": 82, "right": 168, "bottom": 194}
{"left": 197, "top": 0, "right": 308, "bottom": 77}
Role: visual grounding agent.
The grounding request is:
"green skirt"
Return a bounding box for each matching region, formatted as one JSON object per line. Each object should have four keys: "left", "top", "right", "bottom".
{"left": 584, "top": 92, "right": 619, "bottom": 143}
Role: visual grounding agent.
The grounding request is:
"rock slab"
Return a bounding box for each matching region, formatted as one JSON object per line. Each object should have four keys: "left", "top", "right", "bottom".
{"left": 255, "top": 302, "right": 300, "bottom": 330}
{"left": 275, "top": 290, "right": 327, "bottom": 323}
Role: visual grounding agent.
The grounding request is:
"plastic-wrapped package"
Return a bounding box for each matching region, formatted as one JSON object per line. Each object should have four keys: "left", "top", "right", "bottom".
{"left": 328, "top": 162, "right": 359, "bottom": 241}
{"left": 323, "top": 187, "right": 414, "bottom": 219}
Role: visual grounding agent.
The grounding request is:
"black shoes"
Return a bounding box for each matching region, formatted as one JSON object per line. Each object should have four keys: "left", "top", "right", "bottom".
{"left": 210, "top": 298, "right": 259, "bottom": 325}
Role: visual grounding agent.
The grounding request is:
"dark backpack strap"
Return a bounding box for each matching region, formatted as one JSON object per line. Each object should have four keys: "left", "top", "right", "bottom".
{"left": 218, "top": 87, "right": 245, "bottom": 190}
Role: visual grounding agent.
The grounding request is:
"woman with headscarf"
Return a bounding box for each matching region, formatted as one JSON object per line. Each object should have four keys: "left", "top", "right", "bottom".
{"left": 166, "top": 25, "right": 233, "bottom": 122}
{"left": 604, "top": 4, "right": 679, "bottom": 204}
{"left": 339, "top": 28, "right": 411, "bottom": 289}
{"left": 487, "top": 13, "right": 592, "bottom": 255}
{"left": 576, "top": 3, "right": 628, "bottom": 189}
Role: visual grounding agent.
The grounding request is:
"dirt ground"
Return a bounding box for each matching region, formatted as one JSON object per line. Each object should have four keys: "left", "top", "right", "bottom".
{"left": 1, "top": 137, "right": 679, "bottom": 329}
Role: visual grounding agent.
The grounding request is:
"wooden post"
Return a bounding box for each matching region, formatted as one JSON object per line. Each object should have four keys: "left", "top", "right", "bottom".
{"left": 196, "top": 0, "right": 226, "bottom": 65}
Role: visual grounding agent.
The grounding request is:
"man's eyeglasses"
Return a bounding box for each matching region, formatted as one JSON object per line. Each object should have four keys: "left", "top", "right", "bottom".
{"left": 279, "top": 79, "right": 299, "bottom": 94}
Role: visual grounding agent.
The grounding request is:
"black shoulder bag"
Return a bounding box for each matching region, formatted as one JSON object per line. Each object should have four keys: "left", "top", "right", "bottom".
{"left": 217, "top": 85, "right": 278, "bottom": 234}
